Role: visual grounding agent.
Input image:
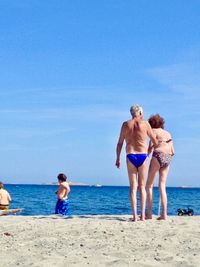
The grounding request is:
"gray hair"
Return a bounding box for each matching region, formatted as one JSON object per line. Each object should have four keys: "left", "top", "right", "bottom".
{"left": 130, "top": 104, "right": 143, "bottom": 117}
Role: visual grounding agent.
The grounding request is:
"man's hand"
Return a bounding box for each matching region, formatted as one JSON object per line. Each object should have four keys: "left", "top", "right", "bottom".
{"left": 115, "top": 159, "right": 120, "bottom": 168}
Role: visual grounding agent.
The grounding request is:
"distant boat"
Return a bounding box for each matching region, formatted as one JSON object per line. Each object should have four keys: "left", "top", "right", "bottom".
{"left": 177, "top": 186, "right": 193, "bottom": 188}
{"left": 43, "top": 181, "right": 89, "bottom": 186}
{"left": 94, "top": 184, "right": 102, "bottom": 187}
{"left": 69, "top": 182, "right": 89, "bottom": 186}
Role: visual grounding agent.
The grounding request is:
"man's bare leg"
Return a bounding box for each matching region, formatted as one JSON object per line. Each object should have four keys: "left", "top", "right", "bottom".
{"left": 138, "top": 159, "right": 148, "bottom": 221}
{"left": 157, "top": 166, "right": 169, "bottom": 220}
{"left": 146, "top": 157, "right": 160, "bottom": 219}
{"left": 127, "top": 159, "right": 138, "bottom": 221}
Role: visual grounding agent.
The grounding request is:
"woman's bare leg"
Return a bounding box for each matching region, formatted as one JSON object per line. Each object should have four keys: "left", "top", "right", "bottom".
{"left": 157, "top": 166, "right": 170, "bottom": 220}
{"left": 127, "top": 159, "right": 138, "bottom": 221}
{"left": 146, "top": 157, "right": 160, "bottom": 219}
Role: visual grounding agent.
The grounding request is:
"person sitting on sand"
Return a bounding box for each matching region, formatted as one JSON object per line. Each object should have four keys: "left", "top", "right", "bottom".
{"left": 146, "top": 114, "right": 175, "bottom": 220}
{"left": 0, "top": 182, "right": 12, "bottom": 210}
{"left": 115, "top": 105, "right": 158, "bottom": 221}
{"left": 55, "top": 173, "right": 70, "bottom": 216}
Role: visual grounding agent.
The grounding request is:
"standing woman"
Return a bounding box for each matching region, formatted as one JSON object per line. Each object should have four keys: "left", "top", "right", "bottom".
{"left": 146, "top": 114, "right": 175, "bottom": 220}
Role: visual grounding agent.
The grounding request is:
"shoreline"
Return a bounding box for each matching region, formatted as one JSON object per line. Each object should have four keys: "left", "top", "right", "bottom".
{"left": 1, "top": 215, "right": 200, "bottom": 266}
{"left": 1, "top": 214, "right": 200, "bottom": 219}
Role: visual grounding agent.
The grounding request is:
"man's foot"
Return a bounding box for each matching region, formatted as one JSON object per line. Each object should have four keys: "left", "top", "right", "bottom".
{"left": 157, "top": 216, "right": 167, "bottom": 220}
{"left": 145, "top": 213, "right": 152, "bottom": 219}
{"left": 139, "top": 215, "right": 145, "bottom": 221}
{"left": 128, "top": 216, "right": 139, "bottom": 222}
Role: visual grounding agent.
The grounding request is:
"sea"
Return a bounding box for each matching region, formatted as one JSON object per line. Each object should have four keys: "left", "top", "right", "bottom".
{"left": 4, "top": 184, "right": 200, "bottom": 216}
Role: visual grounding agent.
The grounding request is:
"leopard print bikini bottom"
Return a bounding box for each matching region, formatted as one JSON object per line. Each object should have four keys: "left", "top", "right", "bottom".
{"left": 153, "top": 151, "right": 172, "bottom": 168}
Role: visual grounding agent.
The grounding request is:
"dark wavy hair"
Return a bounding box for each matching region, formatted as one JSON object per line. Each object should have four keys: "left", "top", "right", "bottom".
{"left": 0, "top": 182, "right": 3, "bottom": 189}
{"left": 148, "top": 114, "right": 165, "bottom": 129}
{"left": 57, "top": 173, "right": 67, "bottom": 182}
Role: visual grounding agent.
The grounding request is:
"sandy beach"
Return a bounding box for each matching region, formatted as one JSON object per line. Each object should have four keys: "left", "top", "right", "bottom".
{"left": 0, "top": 215, "right": 199, "bottom": 267}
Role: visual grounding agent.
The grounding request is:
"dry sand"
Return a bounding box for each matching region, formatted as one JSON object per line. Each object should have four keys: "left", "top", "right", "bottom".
{"left": 0, "top": 215, "right": 200, "bottom": 267}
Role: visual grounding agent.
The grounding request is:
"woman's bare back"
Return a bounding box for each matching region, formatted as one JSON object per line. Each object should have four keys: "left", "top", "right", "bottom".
{"left": 153, "top": 128, "right": 174, "bottom": 155}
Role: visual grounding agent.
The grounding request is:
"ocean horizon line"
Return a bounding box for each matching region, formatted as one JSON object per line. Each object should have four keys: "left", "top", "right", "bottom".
{"left": 4, "top": 183, "right": 200, "bottom": 188}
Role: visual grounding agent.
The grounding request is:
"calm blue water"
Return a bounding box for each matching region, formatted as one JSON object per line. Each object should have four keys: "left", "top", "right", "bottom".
{"left": 4, "top": 185, "right": 200, "bottom": 216}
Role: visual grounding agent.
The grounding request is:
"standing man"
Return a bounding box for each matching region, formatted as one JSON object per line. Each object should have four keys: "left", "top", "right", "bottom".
{"left": 115, "top": 105, "right": 157, "bottom": 221}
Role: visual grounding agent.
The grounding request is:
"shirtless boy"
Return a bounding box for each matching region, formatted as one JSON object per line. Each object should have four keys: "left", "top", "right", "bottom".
{"left": 55, "top": 173, "right": 70, "bottom": 216}
{"left": 0, "top": 182, "right": 12, "bottom": 210}
{"left": 115, "top": 105, "right": 157, "bottom": 221}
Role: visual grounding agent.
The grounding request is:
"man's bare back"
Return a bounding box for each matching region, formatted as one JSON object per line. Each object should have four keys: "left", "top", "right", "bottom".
{"left": 0, "top": 189, "right": 11, "bottom": 205}
{"left": 0, "top": 182, "right": 11, "bottom": 210}
{"left": 122, "top": 118, "right": 156, "bottom": 154}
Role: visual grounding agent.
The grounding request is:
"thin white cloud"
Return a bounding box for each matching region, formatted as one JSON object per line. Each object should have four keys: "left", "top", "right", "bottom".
{"left": 147, "top": 62, "right": 200, "bottom": 95}
{"left": 0, "top": 144, "right": 58, "bottom": 151}
{"left": 146, "top": 60, "right": 200, "bottom": 123}
{"left": 0, "top": 105, "right": 128, "bottom": 121}
{"left": 0, "top": 127, "right": 75, "bottom": 138}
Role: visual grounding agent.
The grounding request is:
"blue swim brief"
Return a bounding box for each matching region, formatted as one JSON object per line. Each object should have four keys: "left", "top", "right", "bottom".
{"left": 55, "top": 199, "right": 69, "bottom": 216}
{"left": 127, "top": 153, "right": 147, "bottom": 168}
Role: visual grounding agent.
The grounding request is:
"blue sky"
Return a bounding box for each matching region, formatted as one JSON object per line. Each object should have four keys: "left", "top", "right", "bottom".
{"left": 0, "top": 0, "right": 200, "bottom": 186}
